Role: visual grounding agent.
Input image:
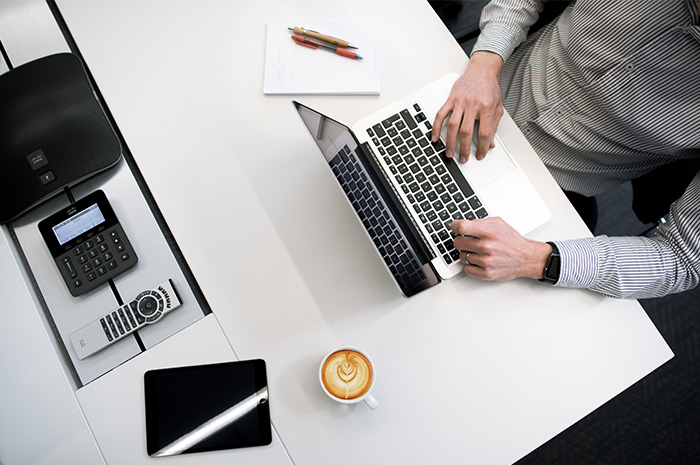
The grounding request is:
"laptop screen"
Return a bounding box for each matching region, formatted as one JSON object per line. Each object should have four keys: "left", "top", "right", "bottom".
{"left": 294, "top": 101, "right": 440, "bottom": 297}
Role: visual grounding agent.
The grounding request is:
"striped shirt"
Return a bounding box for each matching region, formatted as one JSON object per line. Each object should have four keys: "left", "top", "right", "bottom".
{"left": 472, "top": 0, "right": 700, "bottom": 298}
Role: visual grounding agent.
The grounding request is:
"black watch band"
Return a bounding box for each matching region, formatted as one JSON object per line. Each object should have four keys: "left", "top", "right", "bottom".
{"left": 539, "top": 241, "right": 561, "bottom": 284}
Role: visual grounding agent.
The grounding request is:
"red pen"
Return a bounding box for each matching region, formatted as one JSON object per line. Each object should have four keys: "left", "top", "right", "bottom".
{"left": 291, "top": 35, "right": 363, "bottom": 60}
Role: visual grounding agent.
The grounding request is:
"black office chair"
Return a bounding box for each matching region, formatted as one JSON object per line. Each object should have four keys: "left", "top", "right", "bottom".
{"left": 631, "top": 159, "right": 700, "bottom": 235}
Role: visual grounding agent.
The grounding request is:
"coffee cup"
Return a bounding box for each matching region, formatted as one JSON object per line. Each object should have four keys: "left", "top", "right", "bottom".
{"left": 319, "top": 347, "right": 378, "bottom": 410}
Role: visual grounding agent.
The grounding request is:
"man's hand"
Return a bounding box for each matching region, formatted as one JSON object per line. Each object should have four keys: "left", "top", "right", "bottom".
{"left": 451, "top": 217, "right": 552, "bottom": 281}
{"left": 431, "top": 51, "right": 505, "bottom": 164}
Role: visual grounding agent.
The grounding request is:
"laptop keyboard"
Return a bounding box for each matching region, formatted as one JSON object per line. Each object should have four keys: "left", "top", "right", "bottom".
{"left": 366, "top": 103, "right": 488, "bottom": 266}
{"left": 330, "top": 145, "right": 427, "bottom": 289}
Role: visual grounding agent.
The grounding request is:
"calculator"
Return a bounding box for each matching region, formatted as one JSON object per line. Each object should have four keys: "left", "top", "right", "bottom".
{"left": 38, "top": 190, "right": 138, "bottom": 297}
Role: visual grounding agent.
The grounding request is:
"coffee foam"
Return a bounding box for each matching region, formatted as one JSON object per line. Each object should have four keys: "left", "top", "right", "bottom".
{"left": 321, "top": 350, "right": 373, "bottom": 400}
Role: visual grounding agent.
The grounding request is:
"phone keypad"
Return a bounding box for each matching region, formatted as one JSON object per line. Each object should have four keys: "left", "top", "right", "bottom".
{"left": 56, "top": 224, "right": 138, "bottom": 296}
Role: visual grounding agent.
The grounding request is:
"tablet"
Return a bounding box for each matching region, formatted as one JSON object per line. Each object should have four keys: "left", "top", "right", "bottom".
{"left": 144, "top": 359, "right": 272, "bottom": 457}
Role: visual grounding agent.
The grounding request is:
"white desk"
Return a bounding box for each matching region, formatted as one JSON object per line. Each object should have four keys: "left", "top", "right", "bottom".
{"left": 2, "top": 1, "right": 673, "bottom": 464}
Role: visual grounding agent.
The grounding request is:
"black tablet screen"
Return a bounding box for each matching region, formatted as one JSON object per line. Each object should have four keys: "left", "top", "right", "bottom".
{"left": 144, "top": 359, "right": 271, "bottom": 457}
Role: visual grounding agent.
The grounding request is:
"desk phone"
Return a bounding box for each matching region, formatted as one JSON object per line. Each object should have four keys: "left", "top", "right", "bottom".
{"left": 38, "top": 190, "right": 138, "bottom": 296}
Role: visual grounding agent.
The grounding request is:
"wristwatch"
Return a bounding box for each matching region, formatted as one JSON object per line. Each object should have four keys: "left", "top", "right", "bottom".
{"left": 539, "top": 241, "right": 561, "bottom": 284}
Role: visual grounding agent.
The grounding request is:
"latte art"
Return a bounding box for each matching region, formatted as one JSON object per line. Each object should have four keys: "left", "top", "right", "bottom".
{"left": 321, "top": 350, "right": 373, "bottom": 400}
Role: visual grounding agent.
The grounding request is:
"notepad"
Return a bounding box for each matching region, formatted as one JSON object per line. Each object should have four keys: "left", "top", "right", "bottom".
{"left": 263, "top": 22, "right": 380, "bottom": 95}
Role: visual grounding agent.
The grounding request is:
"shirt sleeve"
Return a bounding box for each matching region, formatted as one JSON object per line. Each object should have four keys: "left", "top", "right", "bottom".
{"left": 471, "top": 0, "right": 546, "bottom": 61}
{"left": 553, "top": 170, "right": 700, "bottom": 299}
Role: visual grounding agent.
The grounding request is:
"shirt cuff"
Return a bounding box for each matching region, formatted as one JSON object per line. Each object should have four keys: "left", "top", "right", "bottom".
{"left": 552, "top": 239, "right": 599, "bottom": 289}
{"left": 471, "top": 23, "right": 526, "bottom": 62}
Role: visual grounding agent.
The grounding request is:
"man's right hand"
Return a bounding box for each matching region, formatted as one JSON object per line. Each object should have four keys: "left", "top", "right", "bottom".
{"left": 431, "top": 51, "right": 505, "bottom": 164}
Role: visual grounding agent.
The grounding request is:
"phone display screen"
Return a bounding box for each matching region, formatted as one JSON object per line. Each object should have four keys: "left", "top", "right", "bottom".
{"left": 51, "top": 202, "right": 105, "bottom": 245}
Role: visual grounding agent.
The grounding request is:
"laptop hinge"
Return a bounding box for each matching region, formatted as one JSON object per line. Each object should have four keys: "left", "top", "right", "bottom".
{"left": 359, "top": 142, "right": 436, "bottom": 261}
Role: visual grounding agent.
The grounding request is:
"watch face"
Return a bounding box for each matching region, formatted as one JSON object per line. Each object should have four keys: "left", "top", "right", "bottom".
{"left": 545, "top": 254, "right": 561, "bottom": 282}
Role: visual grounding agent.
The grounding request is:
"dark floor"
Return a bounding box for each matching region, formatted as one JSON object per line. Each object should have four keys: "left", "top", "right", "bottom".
{"left": 430, "top": 2, "right": 700, "bottom": 463}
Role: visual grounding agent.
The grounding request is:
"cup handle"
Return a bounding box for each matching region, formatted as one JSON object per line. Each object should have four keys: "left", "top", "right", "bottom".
{"left": 363, "top": 393, "right": 379, "bottom": 410}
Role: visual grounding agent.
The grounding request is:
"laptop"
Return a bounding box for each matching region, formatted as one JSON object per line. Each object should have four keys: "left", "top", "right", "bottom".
{"left": 293, "top": 73, "right": 550, "bottom": 297}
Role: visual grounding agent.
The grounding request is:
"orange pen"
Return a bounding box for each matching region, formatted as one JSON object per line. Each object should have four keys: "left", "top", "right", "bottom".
{"left": 291, "top": 35, "right": 363, "bottom": 60}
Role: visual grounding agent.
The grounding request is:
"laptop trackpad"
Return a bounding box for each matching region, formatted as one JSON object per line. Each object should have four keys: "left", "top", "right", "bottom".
{"left": 460, "top": 139, "right": 516, "bottom": 188}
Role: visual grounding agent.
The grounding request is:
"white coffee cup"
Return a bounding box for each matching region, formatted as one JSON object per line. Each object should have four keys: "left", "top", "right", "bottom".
{"left": 319, "top": 347, "right": 378, "bottom": 410}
